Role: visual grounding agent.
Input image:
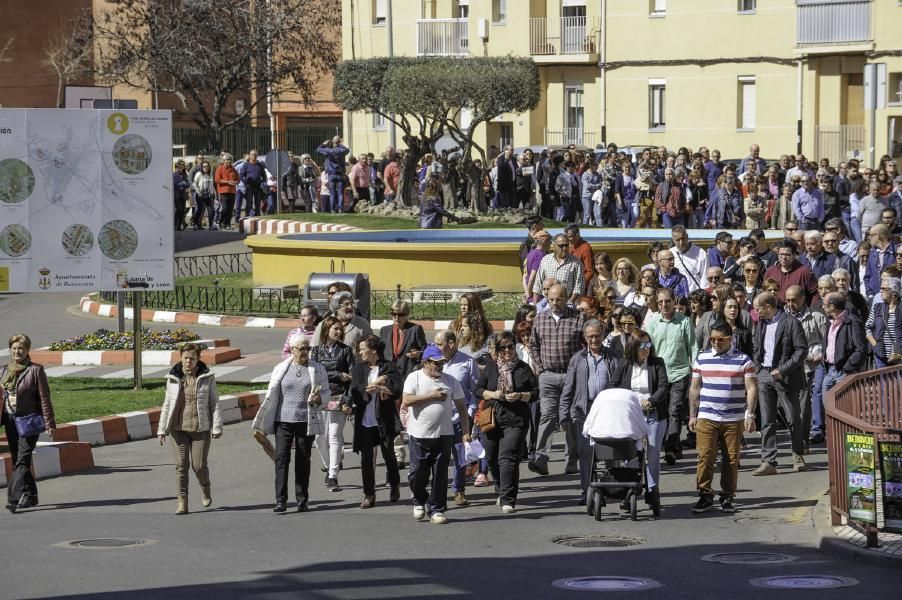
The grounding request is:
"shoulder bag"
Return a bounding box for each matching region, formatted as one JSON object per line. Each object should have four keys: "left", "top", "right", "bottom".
{"left": 475, "top": 399, "right": 496, "bottom": 433}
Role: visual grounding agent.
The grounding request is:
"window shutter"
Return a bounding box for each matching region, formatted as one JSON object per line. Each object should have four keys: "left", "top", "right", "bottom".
{"left": 741, "top": 81, "right": 756, "bottom": 129}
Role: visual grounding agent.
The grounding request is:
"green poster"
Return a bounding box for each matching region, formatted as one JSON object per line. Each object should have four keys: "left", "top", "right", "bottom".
{"left": 879, "top": 441, "right": 902, "bottom": 532}
{"left": 845, "top": 433, "right": 876, "bottom": 523}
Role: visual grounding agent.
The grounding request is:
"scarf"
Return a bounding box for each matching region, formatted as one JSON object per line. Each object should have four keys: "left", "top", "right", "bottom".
{"left": 1, "top": 357, "right": 29, "bottom": 392}
{"left": 496, "top": 357, "right": 517, "bottom": 394}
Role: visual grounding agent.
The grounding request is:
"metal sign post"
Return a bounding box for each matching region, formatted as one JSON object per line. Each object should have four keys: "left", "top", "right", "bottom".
{"left": 265, "top": 148, "right": 291, "bottom": 217}
{"left": 117, "top": 292, "right": 126, "bottom": 333}
{"left": 132, "top": 291, "right": 143, "bottom": 390}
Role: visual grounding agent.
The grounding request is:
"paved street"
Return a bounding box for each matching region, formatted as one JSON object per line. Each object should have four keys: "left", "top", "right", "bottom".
{"left": 1, "top": 426, "right": 897, "bottom": 599}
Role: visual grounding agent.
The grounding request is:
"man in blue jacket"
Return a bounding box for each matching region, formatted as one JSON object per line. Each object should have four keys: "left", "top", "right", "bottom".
{"left": 240, "top": 150, "right": 266, "bottom": 217}
{"left": 317, "top": 136, "right": 351, "bottom": 214}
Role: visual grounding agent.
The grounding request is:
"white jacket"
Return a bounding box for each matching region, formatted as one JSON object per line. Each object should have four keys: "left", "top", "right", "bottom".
{"left": 157, "top": 364, "right": 222, "bottom": 436}
{"left": 583, "top": 388, "right": 648, "bottom": 442}
{"left": 252, "top": 358, "right": 331, "bottom": 435}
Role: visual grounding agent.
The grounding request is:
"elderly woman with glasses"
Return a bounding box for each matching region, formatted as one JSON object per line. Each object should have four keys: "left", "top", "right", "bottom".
{"left": 253, "top": 334, "right": 330, "bottom": 513}
{"left": 866, "top": 277, "right": 902, "bottom": 368}
{"left": 475, "top": 331, "right": 537, "bottom": 514}
{"left": 610, "top": 330, "right": 668, "bottom": 508}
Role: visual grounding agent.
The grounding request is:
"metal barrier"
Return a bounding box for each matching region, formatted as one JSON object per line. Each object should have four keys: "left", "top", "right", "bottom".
{"left": 174, "top": 252, "right": 252, "bottom": 278}
{"left": 172, "top": 126, "right": 341, "bottom": 158}
{"left": 825, "top": 365, "right": 902, "bottom": 547}
{"left": 104, "top": 285, "right": 526, "bottom": 320}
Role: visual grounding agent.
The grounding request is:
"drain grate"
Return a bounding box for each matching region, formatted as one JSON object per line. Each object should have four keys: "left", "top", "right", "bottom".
{"left": 702, "top": 552, "right": 797, "bottom": 565}
{"left": 749, "top": 575, "right": 859, "bottom": 589}
{"left": 552, "top": 535, "right": 646, "bottom": 548}
{"left": 552, "top": 576, "right": 664, "bottom": 592}
{"left": 58, "top": 538, "right": 157, "bottom": 550}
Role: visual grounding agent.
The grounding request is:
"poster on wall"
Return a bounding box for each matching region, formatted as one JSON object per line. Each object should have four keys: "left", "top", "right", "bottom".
{"left": 845, "top": 433, "right": 877, "bottom": 524}
{"left": 0, "top": 108, "right": 172, "bottom": 292}
{"left": 879, "top": 440, "right": 902, "bottom": 532}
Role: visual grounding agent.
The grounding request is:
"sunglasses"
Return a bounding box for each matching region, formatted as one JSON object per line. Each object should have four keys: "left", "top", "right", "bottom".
{"left": 556, "top": 244, "right": 569, "bottom": 249}
{"left": 391, "top": 312, "right": 409, "bottom": 317}
{"left": 638, "top": 342, "right": 653, "bottom": 350}
{"left": 785, "top": 227, "right": 798, "bottom": 232}
{"left": 620, "top": 321, "right": 637, "bottom": 326}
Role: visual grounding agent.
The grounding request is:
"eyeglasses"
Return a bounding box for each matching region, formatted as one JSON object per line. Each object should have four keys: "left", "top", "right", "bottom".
{"left": 744, "top": 268, "right": 758, "bottom": 273}
{"left": 709, "top": 276, "right": 721, "bottom": 282}
{"left": 778, "top": 253, "right": 794, "bottom": 259}
{"left": 638, "top": 342, "right": 653, "bottom": 350}
{"left": 556, "top": 244, "right": 569, "bottom": 249}
{"left": 339, "top": 301, "right": 354, "bottom": 308}
{"left": 605, "top": 294, "right": 616, "bottom": 300}
{"left": 426, "top": 360, "right": 446, "bottom": 367}
{"left": 391, "top": 312, "right": 409, "bottom": 317}
{"left": 710, "top": 336, "right": 731, "bottom": 344}
{"left": 620, "top": 320, "right": 637, "bottom": 327}
{"left": 880, "top": 287, "right": 893, "bottom": 292}
{"left": 785, "top": 227, "right": 798, "bottom": 232}
{"left": 496, "top": 344, "right": 516, "bottom": 351}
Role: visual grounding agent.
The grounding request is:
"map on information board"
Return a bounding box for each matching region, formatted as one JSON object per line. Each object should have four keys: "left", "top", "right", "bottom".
{"left": 0, "top": 109, "right": 173, "bottom": 292}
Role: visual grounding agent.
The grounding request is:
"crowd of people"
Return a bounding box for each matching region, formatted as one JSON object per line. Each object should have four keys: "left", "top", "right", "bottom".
{"left": 171, "top": 139, "right": 902, "bottom": 235}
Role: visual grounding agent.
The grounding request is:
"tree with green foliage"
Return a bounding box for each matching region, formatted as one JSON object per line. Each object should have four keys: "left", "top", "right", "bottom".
{"left": 334, "top": 56, "right": 540, "bottom": 210}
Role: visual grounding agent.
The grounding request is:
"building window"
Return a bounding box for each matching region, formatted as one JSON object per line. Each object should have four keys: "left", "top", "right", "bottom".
{"left": 738, "top": 77, "right": 756, "bottom": 130}
{"left": 565, "top": 85, "right": 585, "bottom": 145}
{"left": 373, "top": 111, "right": 386, "bottom": 130}
{"left": 889, "top": 72, "right": 902, "bottom": 106}
{"left": 492, "top": 0, "right": 507, "bottom": 24}
{"left": 650, "top": 0, "right": 666, "bottom": 17}
{"left": 738, "top": 0, "right": 756, "bottom": 13}
{"left": 373, "top": 0, "right": 386, "bottom": 25}
{"left": 649, "top": 80, "right": 666, "bottom": 130}
{"left": 456, "top": 0, "right": 469, "bottom": 19}
{"left": 499, "top": 122, "right": 513, "bottom": 149}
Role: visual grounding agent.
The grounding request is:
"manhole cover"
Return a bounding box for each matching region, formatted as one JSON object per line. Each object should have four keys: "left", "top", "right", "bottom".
{"left": 552, "top": 535, "right": 646, "bottom": 548}
{"left": 749, "top": 575, "right": 859, "bottom": 589}
{"left": 57, "top": 538, "right": 157, "bottom": 549}
{"left": 552, "top": 576, "right": 663, "bottom": 592}
{"left": 702, "top": 552, "right": 797, "bottom": 565}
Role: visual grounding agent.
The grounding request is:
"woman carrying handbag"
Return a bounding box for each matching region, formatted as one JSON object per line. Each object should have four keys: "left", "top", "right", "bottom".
{"left": 1, "top": 334, "right": 55, "bottom": 514}
{"left": 475, "top": 331, "right": 537, "bottom": 514}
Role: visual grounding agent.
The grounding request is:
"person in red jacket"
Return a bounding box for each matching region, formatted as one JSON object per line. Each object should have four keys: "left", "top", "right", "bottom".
{"left": 214, "top": 154, "right": 239, "bottom": 229}
{"left": 763, "top": 239, "right": 819, "bottom": 305}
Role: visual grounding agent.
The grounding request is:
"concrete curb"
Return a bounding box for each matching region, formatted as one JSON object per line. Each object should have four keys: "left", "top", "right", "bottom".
{"left": 30, "top": 338, "right": 239, "bottom": 366}
{"left": 0, "top": 390, "right": 266, "bottom": 488}
{"left": 238, "top": 217, "right": 361, "bottom": 235}
{"left": 811, "top": 492, "right": 901, "bottom": 566}
{"left": 1, "top": 441, "right": 95, "bottom": 489}
{"left": 78, "top": 297, "right": 517, "bottom": 331}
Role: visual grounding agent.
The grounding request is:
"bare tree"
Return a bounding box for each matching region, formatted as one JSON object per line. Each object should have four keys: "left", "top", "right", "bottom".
{"left": 93, "top": 0, "right": 340, "bottom": 152}
{"left": 43, "top": 10, "right": 94, "bottom": 108}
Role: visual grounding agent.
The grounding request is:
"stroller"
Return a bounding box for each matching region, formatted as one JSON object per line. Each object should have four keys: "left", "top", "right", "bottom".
{"left": 582, "top": 388, "right": 661, "bottom": 521}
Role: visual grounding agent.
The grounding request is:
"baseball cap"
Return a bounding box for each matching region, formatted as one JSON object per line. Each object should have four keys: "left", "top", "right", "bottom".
{"left": 421, "top": 344, "right": 446, "bottom": 363}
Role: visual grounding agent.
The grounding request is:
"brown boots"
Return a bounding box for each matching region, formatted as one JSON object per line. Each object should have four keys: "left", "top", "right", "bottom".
{"left": 360, "top": 495, "right": 376, "bottom": 509}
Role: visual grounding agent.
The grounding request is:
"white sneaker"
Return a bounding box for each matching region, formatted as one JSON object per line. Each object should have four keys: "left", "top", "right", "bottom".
{"left": 430, "top": 512, "right": 448, "bottom": 524}
{"left": 413, "top": 505, "right": 426, "bottom": 521}
{"left": 502, "top": 504, "right": 515, "bottom": 514}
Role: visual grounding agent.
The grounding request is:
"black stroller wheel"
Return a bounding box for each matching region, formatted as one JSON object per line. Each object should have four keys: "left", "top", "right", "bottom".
{"left": 593, "top": 490, "right": 603, "bottom": 521}
{"left": 651, "top": 488, "right": 661, "bottom": 517}
{"left": 586, "top": 490, "right": 595, "bottom": 516}
{"left": 630, "top": 492, "right": 638, "bottom": 521}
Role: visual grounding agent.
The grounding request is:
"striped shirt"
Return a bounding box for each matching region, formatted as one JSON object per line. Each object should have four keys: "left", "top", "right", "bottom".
{"left": 692, "top": 348, "right": 755, "bottom": 423}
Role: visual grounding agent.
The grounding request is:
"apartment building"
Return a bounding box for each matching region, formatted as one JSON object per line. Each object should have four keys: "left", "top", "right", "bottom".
{"left": 342, "top": 0, "right": 902, "bottom": 164}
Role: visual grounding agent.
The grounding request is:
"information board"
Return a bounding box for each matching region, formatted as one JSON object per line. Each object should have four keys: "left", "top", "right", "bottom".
{"left": 0, "top": 109, "right": 173, "bottom": 292}
{"left": 879, "top": 440, "right": 902, "bottom": 532}
{"left": 846, "top": 432, "right": 877, "bottom": 524}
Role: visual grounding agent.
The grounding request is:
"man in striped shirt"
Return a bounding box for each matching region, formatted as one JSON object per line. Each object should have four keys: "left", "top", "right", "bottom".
{"left": 688, "top": 321, "right": 758, "bottom": 514}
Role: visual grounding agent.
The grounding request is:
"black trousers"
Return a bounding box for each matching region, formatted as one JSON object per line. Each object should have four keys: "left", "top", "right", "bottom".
{"left": 408, "top": 434, "right": 452, "bottom": 516}
{"left": 483, "top": 424, "right": 527, "bottom": 506}
{"left": 274, "top": 421, "right": 314, "bottom": 505}
{"left": 245, "top": 186, "right": 264, "bottom": 216}
{"left": 2, "top": 411, "right": 38, "bottom": 505}
{"left": 174, "top": 196, "right": 187, "bottom": 230}
{"left": 358, "top": 425, "right": 400, "bottom": 496}
{"left": 218, "top": 193, "right": 235, "bottom": 227}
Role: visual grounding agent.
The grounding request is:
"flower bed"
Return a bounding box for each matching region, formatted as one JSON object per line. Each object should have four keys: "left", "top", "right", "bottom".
{"left": 49, "top": 328, "right": 207, "bottom": 351}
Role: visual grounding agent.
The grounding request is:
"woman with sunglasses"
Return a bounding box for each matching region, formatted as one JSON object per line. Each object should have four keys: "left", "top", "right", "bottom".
{"left": 625, "top": 268, "right": 658, "bottom": 308}
{"left": 475, "top": 331, "right": 538, "bottom": 514}
{"left": 604, "top": 307, "right": 639, "bottom": 360}
{"left": 610, "top": 258, "right": 639, "bottom": 306}
{"left": 610, "top": 331, "right": 668, "bottom": 508}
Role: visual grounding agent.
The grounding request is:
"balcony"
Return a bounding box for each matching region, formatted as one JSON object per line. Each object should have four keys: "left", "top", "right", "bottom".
{"left": 529, "top": 16, "right": 600, "bottom": 64}
{"left": 544, "top": 128, "right": 601, "bottom": 149}
{"left": 796, "top": 0, "right": 872, "bottom": 53}
{"left": 416, "top": 19, "right": 469, "bottom": 56}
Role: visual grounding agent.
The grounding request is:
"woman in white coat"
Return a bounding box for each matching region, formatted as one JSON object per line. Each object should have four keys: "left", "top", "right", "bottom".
{"left": 157, "top": 343, "right": 222, "bottom": 515}
{"left": 253, "top": 334, "right": 330, "bottom": 513}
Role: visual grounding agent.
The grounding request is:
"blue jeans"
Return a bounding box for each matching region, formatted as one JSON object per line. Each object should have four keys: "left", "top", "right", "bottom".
{"left": 329, "top": 175, "right": 344, "bottom": 213}
{"left": 662, "top": 213, "right": 686, "bottom": 228}
{"left": 850, "top": 215, "right": 862, "bottom": 243}
{"left": 408, "top": 434, "right": 453, "bottom": 516}
{"left": 693, "top": 207, "right": 706, "bottom": 229}
{"left": 234, "top": 188, "right": 245, "bottom": 221}
{"left": 804, "top": 365, "right": 826, "bottom": 436}
{"left": 582, "top": 196, "right": 594, "bottom": 225}
{"left": 646, "top": 416, "right": 667, "bottom": 491}
{"left": 820, "top": 366, "right": 846, "bottom": 439}
{"left": 451, "top": 421, "right": 467, "bottom": 493}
